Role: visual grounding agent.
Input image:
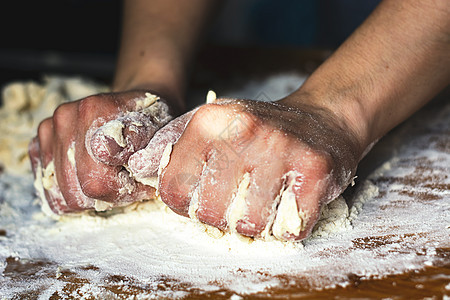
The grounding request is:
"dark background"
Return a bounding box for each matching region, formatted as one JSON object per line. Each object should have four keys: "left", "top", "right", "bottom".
{"left": 0, "top": 0, "right": 380, "bottom": 90}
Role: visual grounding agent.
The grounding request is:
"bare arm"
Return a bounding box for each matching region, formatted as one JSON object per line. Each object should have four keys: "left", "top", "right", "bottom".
{"left": 113, "top": 0, "right": 219, "bottom": 112}
{"left": 285, "top": 0, "right": 450, "bottom": 157}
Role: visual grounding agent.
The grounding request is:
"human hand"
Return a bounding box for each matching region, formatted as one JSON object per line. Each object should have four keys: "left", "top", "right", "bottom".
{"left": 28, "top": 90, "right": 176, "bottom": 215}
{"left": 135, "top": 97, "right": 363, "bottom": 241}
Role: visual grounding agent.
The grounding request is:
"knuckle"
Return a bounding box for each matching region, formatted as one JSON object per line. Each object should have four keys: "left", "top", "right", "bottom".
{"left": 194, "top": 103, "right": 218, "bottom": 116}
{"left": 78, "top": 95, "right": 106, "bottom": 120}
{"left": 37, "top": 118, "right": 53, "bottom": 138}
{"left": 52, "top": 103, "right": 73, "bottom": 131}
{"left": 78, "top": 94, "right": 119, "bottom": 124}
{"left": 315, "top": 153, "right": 333, "bottom": 173}
{"left": 192, "top": 104, "right": 257, "bottom": 140}
{"left": 189, "top": 104, "right": 215, "bottom": 127}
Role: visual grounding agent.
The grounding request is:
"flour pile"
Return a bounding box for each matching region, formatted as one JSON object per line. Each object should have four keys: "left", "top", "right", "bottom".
{"left": 0, "top": 74, "right": 448, "bottom": 298}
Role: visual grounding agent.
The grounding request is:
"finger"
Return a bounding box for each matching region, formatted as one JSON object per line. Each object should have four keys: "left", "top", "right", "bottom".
{"left": 52, "top": 140, "right": 97, "bottom": 211}
{"left": 37, "top": 118, "right": 54, "bottom": 168}
{"left": 89, "top": 95, "right": 172, "bottom": 166}
{"left": 35, "top": 118, "right": 71, "bottom": 214}
{"left": 42, "top": 181, "right": 71, "bottom": 215}
{"left": 159, "top": 104, "right": 257, "bottom": 219}
{"left": 234, "top": 138, "right": 286, "bottom": 237}
{"left": 292, "top": 173, "right": 330, "bottom": 241}
{"left": 28, "top": 137, "right": 40, "bottom": 175}
{"left": 76, "top": 133, "right": 122, "bottom": 201}
{"left": 39, "top": 156, "right": 72, "bottom": 216}
{"left": 77, "top": 132, "right": 157, "bottom": 206}
{"left": 89, "top": 116, "right": 159, "bottom": 166}
{"left": 272, "top": 152, "right": 331, "bottom": 241}
{"left": 158, "top": 140, "right": 205, "bottom": 217}
{"left": 46, "top": 102, "right": 92, "bottom": 211}
{"left": 194, "top": 143, "right": 245, "bottom": 230}
{"left": 158, "top": 108, "right": 218, "bottom": 216}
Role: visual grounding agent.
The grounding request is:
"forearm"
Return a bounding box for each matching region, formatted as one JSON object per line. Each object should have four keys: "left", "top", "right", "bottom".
{"left": 288, "top": 0, "right": 450, "bottom": 157}
{"left": 113, "top": 0, "right": 218, "bottom": 111}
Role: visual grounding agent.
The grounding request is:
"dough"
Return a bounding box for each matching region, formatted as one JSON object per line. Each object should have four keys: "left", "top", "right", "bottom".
{"left": 0, "top": 77, "right": 108, "bottom": 175}
{"left": 100, "top": 120, "right": 127, "bottom": 147}
{"left": 309, "top": 196, "right": 350, "bottom": 238}
{"left": 226, "top": 172, "right": 251, "bottom": 233}
{"left": 272, "top": 171, "right": 308, "bottom": 240}
{"left": 206, "top": 90, "right": 217, "bottom": 104}
{"left": 135, "top": 92, "right": 158, "bottom": 109}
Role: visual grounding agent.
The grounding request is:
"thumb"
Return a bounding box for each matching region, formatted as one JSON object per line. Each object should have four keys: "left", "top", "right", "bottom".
{"left": 128, "top": 109, "right": 197, "bottom": 184}
{"left": 88, "top": 99, "right": 172, "bottom": 166}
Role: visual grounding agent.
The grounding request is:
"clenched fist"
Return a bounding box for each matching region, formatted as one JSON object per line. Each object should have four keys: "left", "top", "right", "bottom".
{"left": 130, "top": 97, "right": 363, "bottom": 241}
{"left": 29, "top": 90, "right": 175, "bottom": 215}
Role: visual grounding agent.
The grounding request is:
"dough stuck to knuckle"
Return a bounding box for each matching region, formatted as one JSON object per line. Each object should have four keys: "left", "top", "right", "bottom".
{"left": 187, "top": 161, "right": 207, "bottom": 222}
{"left": 259, "top": 190, "right": 283, "bottom": 241}
{"left": 129, "top": 141, "right": 173, "bottom": 190}
{"left": 188, "top": 187, "right": 200, "bottom": 222}
{"left": 135, "top": 92, "right": 159, "bottom": 110}
{"left": 154, "top": 142, "right": 174, "bottom": 192}
{"left": 272, "top": 171, "right": 308, "bottom": 240}
{"left": 134, "top": 92, "right": 172, "bottom": 126}
{"left": 41, "top": 161, "right": 56, "bottom": 191}
{"left": 98, "top": 119, "right": 127, "bottom": 148}
{"left": 87, "top": 91, "right": 172, "bottom": 166}
{"left": 158, "top": 143, "right": 173, "bottom": 177}
{"left": 226, "top": 172, "right": 251, "bottom": 233}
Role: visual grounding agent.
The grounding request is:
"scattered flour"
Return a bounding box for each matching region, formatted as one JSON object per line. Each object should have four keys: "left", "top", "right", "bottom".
{"left": 0, "top": 74, "right": 448, "bottom": 298}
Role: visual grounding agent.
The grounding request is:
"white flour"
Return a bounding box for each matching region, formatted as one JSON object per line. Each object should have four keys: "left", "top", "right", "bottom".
{"left": 0, "top": 74, "right": 449, "bottom": 298}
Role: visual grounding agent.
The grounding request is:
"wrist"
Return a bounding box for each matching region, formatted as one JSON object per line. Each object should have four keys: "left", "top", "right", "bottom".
{"left": 113, "top": 38, "right": 188, "bottom": 115}
{"left": 280, "top": 86, "right": 372, "bottom": 162}
{"left": 276, "top": 92, "right": 364, "bottom": 190}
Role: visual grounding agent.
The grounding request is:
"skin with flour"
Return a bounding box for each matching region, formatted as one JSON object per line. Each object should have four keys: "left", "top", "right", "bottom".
{"left": 29, "top": 91, "right": 176, "bottom": 214}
